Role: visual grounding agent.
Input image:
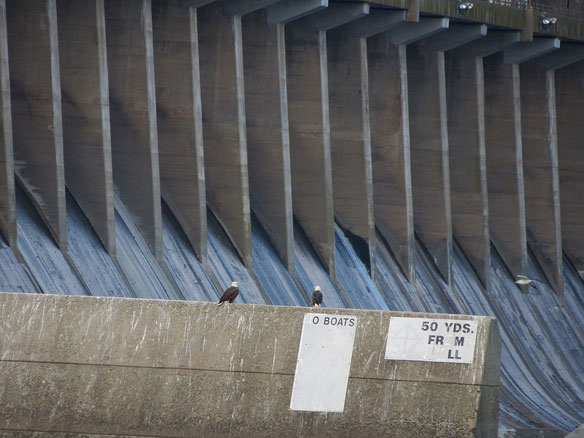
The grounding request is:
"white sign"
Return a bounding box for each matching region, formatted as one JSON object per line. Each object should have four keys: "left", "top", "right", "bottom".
{"left": 385, "top": 317, "right": 478, "bottom": 364}
{"left": 290, "top": 313, "right": 358, "bottom": 413}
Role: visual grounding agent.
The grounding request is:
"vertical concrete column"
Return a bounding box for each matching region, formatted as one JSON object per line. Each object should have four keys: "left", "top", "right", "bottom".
{"left": 556, "top": 62, "right": 584, "bottom": 275}
{"left": 407, "top": 41, "right": 452, "bottom": 285}
{"left": 367, "top": 37, "right": 414, "bottom": 282}
{"left": 6, "top": 0, "right": 67, "bottom": 250}
{"left": 484, "top": 55, "right": 527, "bottom": 279}
{"left": 152, "top": 0, "right": 207, "bottom": 262}
{"left": 0, "top": 0, "right": 15, "bottom": 248}
{"left": 286, "top": 22, "right": 335, "bottom": 275}
{"left": 327, "top": 33, "right": 375, "bottom": 276}
{"left": 242, "top": 11, "right": 293, "bottom": 271}
{"left": 58, "top": 0, "right": 115, "bottom": 255}
{"left": 198, "top": 2, "right": 252, "bottom": 269}
{"left": 446, "top": 53, "right": 490, "bottom": 290}
{"left": 105, "top": 0, "right": 162, "bottom": 260}
{"left": 520, "top": 62, "right": 563, "bottom": 294}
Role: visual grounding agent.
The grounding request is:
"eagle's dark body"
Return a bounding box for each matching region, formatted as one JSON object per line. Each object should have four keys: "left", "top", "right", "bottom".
{"left": 312, "top": 289, "right": 323, "bottom": 307}
{"left": 218, "top": 282, "right": 239, "bottom": 305}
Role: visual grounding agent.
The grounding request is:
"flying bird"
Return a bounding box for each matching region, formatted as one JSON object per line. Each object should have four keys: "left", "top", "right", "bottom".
{"left": 218, "top": 281, "right": 239, "bottom": 305}
{"left": 515, "top": 275, "right": 543, "bottom": 286}
{"left": 312, "top": 285, "right": 323, "bottom": 307}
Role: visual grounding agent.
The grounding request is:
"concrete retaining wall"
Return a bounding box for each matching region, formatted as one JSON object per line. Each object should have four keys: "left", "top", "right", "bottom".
{"left": 0, "top": 292, "right": 501, "bottom": 437}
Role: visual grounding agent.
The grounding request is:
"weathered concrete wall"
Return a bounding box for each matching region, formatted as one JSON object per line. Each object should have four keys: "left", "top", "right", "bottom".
{"left": 58, "top": 0, "right": 115, "bottom": 256}
{"left": 7, "top": 0, "right": 67, "bottom": 250}
{"left": 0, "top": 292, "right": 500, "bottom": 437}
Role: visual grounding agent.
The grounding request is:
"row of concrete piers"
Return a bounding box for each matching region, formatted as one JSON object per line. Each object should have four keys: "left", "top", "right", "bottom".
{"left": 0, "top": 0, "right": 583, "bottom": 295}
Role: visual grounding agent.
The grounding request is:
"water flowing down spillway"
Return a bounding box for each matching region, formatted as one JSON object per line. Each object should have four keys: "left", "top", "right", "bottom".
{"left": 1, "top": 188, "right": 583, "bottom": 434}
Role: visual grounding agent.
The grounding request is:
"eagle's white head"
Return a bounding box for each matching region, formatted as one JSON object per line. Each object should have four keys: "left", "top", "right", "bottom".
{"left": 314, "top": 285, "right": 321, "bottom": 292}
{"left": 231, "top": 281, "right": 239, "bottom": 287}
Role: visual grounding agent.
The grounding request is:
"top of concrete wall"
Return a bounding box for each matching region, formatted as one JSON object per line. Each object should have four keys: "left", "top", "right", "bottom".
{"left": 0, "top": 292, "right": 500, "bottom": 386}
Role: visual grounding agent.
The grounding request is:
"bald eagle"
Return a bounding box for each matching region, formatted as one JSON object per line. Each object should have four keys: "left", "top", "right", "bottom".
{"left": 218, "top": 281, "right": 239, "bottom": 305}
{"left": 312, "top": 285, "right": 323, "bottom": 307}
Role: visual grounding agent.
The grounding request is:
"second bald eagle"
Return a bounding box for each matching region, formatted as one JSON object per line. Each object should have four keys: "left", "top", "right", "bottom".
{"left": 312, "top": 285, "right": 323, "bottom": 307}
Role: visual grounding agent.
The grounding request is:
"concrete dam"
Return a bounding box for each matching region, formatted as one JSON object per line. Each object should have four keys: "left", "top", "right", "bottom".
{"left": 0, "top": 0, "right": 583, "bottom": 436}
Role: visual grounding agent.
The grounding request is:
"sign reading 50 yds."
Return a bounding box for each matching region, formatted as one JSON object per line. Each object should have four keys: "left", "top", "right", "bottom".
{"left": 385, "top": 317, "right": 478, "bottom": 364}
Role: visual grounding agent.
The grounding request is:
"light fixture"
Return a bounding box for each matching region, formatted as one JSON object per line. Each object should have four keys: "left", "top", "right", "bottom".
{"left": 457, "top": 1, "right": 474, "bottom": 15}
{"left": 541, "top": 15, "right": 558, "bottom": 28}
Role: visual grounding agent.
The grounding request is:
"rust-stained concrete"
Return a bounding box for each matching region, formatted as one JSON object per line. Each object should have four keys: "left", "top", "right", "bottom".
{"left": 0, "top": 292, "right": 501, "bottom": 437}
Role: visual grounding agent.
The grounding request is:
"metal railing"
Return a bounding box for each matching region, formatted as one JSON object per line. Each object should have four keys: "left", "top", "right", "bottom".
{"left": 478, "top": 0, "right": 584, "bottom": 19}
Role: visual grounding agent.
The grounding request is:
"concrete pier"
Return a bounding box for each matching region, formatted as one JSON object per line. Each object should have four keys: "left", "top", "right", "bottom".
{"left": 152, "top": 0, "right": 207, "bottom": 262}
{"left": 58, "top": 0, "right": 115, "bottom": 255}
{"left": 0, "top": 0, "right": 14, "bottom": 249}
{"left": 446, "top": 52, "right": 491, "bottom": 290}
{"left": 0, "top": 292, "right": 501, "bottom": 437}
{"left": 484, "top": 54, "right": 528, "bottom": 280}
{"left": 242, "top": 11, "right": 294, "bottom": 271}
{"left": 198, "top": 2, "right": 252, "bottom": 269}
{"left": 105, "top": 0, "right": 162, "bottom": 260}
{"left": 367, "top": 37, "right": 414, "bottom": 282}
{"left": 519, "top": 61, "right": 563, "bottom": 294}
{"left": 286, "top": 20, "right": 335, "bottom": 275}
{"left": 556, "top": 62, "right": 584, "bottom": 277}
{"left": 408, "top": 41, "right": 452, "bottom": 285}
{"left": 6, "top": 0, "right": 67, "bottom": 250}
{"left": 328, "top": 32, "right": 376, "bottom": 276}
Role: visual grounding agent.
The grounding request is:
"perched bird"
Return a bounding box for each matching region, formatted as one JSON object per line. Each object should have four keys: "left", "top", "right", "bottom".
{"left": 515, "top": 275, "right": 543, "bottom": 286}
{"left": 312, "top": 285, "right": 323, "bottom": 307}
{"left": 218, "top": 281, "right": 239, "bottom": 305}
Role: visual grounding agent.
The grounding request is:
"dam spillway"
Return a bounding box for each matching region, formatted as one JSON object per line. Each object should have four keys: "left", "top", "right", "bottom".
{"left": 0, "top": 0, "right": 584, "bottom": 436}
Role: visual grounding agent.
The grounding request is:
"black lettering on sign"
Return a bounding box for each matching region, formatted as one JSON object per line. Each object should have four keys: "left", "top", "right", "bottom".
{"left": 454, "top": 336, "right": 465, "bottom": 346}
{"left": 448, "top": 349, "right": 462, "bottom": 360}
{"left": 462, "top": 323, "right": 471, "bottom": 334}
{"left": 319, "top": 315, "right": 357, "bottom": 327}
{"left": 421, "top": 321, "right": 438, "bottom": 331}
{"left": 427, "top": 335, "right": 445, "bottom": 345}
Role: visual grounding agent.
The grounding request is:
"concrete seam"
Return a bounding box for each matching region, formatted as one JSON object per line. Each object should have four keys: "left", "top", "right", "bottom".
{"left": 0, "top": 428, "right": 177, "bottom": 438}
{"left": 2, "top": 359, "right": 499, "bottom": 388}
